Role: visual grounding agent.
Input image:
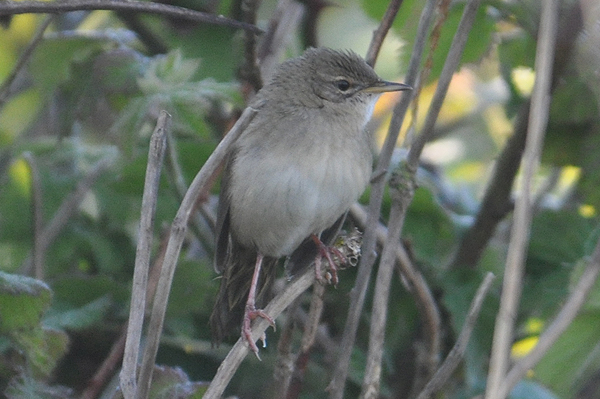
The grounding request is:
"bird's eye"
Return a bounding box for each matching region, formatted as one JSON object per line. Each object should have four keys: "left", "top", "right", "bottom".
{"left": 336, "top": 80, "right": 350, "bottom": 91}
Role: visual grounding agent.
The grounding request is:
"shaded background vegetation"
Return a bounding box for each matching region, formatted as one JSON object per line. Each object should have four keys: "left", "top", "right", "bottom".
{"left": 0, "top": 0, "right": 599, "bottom": 398}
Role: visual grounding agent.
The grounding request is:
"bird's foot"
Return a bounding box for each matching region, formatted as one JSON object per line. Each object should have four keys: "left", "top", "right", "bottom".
{"left": 242, "top": 305, "right": 275, "bottom": 358}
{"left": 312, "top": 235, "right": 347, "bottom": 285}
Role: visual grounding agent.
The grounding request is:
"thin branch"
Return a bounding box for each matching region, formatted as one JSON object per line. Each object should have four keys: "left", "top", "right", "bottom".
{"left": 349, "top": 203, "right": 441, "bottom": 381}
{"left": 22, "top": 152, "right": 44, "bottom": 280}
{"left": 165, "top": 129, "right": 215, "bottom": 255}
{"left": 271, "top": 296, "right": 301, "bottom": 399}
{"left": 327, "top": 1, "right": 435, "bottom": 395}
{"left": 257, "top": 0, "right": 305, "bottom": 81}
{"left": 0, "top": 0, "right": 261, "bottom": 33}
{"left": 0, "top": 15, "right": 53, "bottom": 109}
{"left": 135, "top": 107, "right": 257, "bottom": 399}
{"left": 360, "top": 169, "right": 416, "bottom": 399}
{"left": 450, "top": 100, "right": 530, "bottom": 269}
{"left": 120, "top": 111, "right": 170, "bottom": 399}
{"left": 81, "top": 324, "right": 128, "bottom": 399}
{"left": 359, "top": 0, "right": 483, "bottom": 397}
{"left": 416, "top": 272, "right": 495, "bottom": 399}
{"left": 407, "top": 0, "right": 482, "bottom": 169}
{"left": 364, "top": 0, "right": 404, "bottom": 67}
{"left": 499, "top": 237, "right": 600, "bottom": 397}
{"left": 238, "top": 0, "right": 263, "bottom": 96}
{"left": 203, "top": 267, "right": 316, "bottom": 399}
{"left": 286, "top": 282, "right": 326, "bottom": 399}
{"left": 19, "top": 157, "right": 112, "bottom": 273}
{"left": 484, "top": 1, "right": 559, "bottom": 398}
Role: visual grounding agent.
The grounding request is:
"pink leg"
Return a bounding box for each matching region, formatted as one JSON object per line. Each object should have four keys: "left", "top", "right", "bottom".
{"left": 242, "top": 253, "right": 275, "bottom": 356}
{"left": 311, "top": 234, "right": 346, "bottom": 285}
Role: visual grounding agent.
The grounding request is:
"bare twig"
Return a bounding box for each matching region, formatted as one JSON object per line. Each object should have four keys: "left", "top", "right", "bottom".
{"left": 0, "top": 0, "right": 261, "bottom": 33}
{"left": 203, "top": 267, "right": 316, "bottom": 399}
{"left": 484, "top": 1, "right": 559, "bottom": 398}
{"left": 135, "top": 107, "right": 257, "bottom": 399}
{"left": 349, "top": 203, "right": 441, "bottom": 380}
{"left": 450, "top": 100, "right": 530, "bottom": 269}
{"left": 359, "top": 0, "right": 483, "bottom": 397}
{"left": 0, "top": 16, "right": 53, "bottom": 109}
{"left": 360, "top": 170, "right": 416, "bottom": 399}
{"left": 407, "top": 0, "right": 481, "bottom": 169}
{"left": 81, "top": 325, "right": 128, "bottom": 399}
{"left": 238, "top": 0, "right": 263, "bottom": 96}
{"left": 499, "top": 237, "right": 600, "bottom": 397}
{"left": 286, "top": 282, "right": 326, "bottom": 399}
{"left": 271, "top": 296, "right": 301, "bottom": 398}
{"left": 120, "top": 111, "right": 170, "bottom": 399}
{"left": 327, "top": 1, "right": 435, "bottom": 396}
{"left": 22, "top": 153, "right": 44, "bottom": 280}
{"left": 416, "top": 273, "right": 495, "bottom": 399}
{"left": 19, "top": 158, "right": 112, "bottom": 273}
{"left": 364, "top": 0, "right": 404, "bottom": 67}
{"left": 257, "top": 0, "right": 305, "bottom": 81}
{"left": 164, "top": 129, "right": 215, "bottom": 254}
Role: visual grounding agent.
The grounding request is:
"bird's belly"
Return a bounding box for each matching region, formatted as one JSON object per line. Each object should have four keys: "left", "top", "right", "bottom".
{"left": 229, "top": 149, "right": 371, "bottom": 257}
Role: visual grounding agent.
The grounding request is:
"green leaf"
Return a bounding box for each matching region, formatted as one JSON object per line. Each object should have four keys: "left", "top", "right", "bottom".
{"left": 0, "top": 272, "right": 52, "bottom": 332}
{"left": 535, "top": 312, "right": 600, "bottom": 397}
{"left": 4, "top": 375, "right": 73, "bottom": 399}
{"left": 13, "top": 327, "right": 69, "bottom": 378}
{"left": 528, "top": 210, "right": 597, "bottom": 270}
{"left": 147, "top": 365, "right": 207, "bottom": 399}
{"left": 44, "top": 295, "right": 113, "bottom": 330}
{"left": 29, "top": 36, "right": 106, "bottom": 97}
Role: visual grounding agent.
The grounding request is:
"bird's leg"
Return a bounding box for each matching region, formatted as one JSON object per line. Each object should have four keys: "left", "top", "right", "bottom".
{"left": 242, "top": 253, "right": 275, "bottom": 356}
{"left": 311, "top": 234, "right": 346, "bottom": 285}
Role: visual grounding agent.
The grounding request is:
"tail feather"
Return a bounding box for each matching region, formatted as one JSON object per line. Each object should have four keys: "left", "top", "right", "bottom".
{"left": 210, "top": 243, "right": 279, "bottom": 344}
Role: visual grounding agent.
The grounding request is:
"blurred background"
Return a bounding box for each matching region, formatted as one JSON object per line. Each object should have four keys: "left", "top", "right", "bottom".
{"left": 0, "top": 0, "right": 599, "bottom": 398}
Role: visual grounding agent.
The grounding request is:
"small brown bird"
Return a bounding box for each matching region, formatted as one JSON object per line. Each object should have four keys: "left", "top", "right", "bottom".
{"left": 210, "top": 47, "right": 410, "bottom": 354}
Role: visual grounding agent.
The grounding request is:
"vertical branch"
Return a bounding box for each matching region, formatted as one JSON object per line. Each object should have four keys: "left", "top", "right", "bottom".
{"left": 135, "top": 108, "right": 257, "bottom": 399}
{"left": 415, "top": 273, "right": 495, "bottom": 399}
{"left": 358, "top": 0, "right": 483, "bottom": 397}
{"left": 257, "top": 0, "right": 305, "bottom": 81}
{"left": 286, "top": 282, "right": 326, "bottom": 399}
{"left": 364, "top": 0, "right": 404, "bottom": 67}
{"left": 120, "top": 111, "right": 170, "bottom": 399}
{"left": 327, "top": 1, "right": 436, "bottom": 396}
{"left": 239, "top": 0, "right": 263, "bottom": 95}
{"left": 484, "top": 1, "right": 559, "bottom": 398}
{"left": 499, "top": 236, "right": 600, "bottom": 396}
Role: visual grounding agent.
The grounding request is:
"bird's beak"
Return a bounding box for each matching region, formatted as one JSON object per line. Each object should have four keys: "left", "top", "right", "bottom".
{"left": 361, "top": 80, "right": 412, "bottom": 94}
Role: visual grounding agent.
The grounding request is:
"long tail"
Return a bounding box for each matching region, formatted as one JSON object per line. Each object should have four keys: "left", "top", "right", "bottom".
{"left": 210, "top": 243, "right": 279, "bottom": 344}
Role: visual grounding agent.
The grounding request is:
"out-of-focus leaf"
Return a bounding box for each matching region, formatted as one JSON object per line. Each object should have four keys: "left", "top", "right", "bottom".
{"left": 44, "top": 295, "right": 112, "bottom": 330}
{"left": 29, "top": 36, "right": 106, "bottom": 96}
{"left": 403, "top": 187, "right": 457, "bottom": 266}
{"left": 528, "top": 210, "right": 597, "bottom": 270}
{"left": 138, "top": 50, "right": 200, "bottom": 94}
{"left": 0, "top": 272, "right": 52, "bottom": 332}
{"left": 4, "top": 375, "right": 73, "bottom": 399}
{"left": 509, "top": 380, "right": 559, "bottom": 399}
{"left": 147, "top": 365, "right": 207, "bottom": 399}
{"left": 13, "top": 327, "right": 69, "bottom": 378}
{"left": 535, "top": 312, "right": 600, "bottom": 397}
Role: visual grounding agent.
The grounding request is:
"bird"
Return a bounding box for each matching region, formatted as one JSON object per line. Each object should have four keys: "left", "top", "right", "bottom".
{"left": 210, "top": 47, "right": 411, "bottom": 355}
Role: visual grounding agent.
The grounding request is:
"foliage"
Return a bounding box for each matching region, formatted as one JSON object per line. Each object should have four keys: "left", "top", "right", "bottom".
{"left": 0, "top": 0, "right": 599, "bottom": 398}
